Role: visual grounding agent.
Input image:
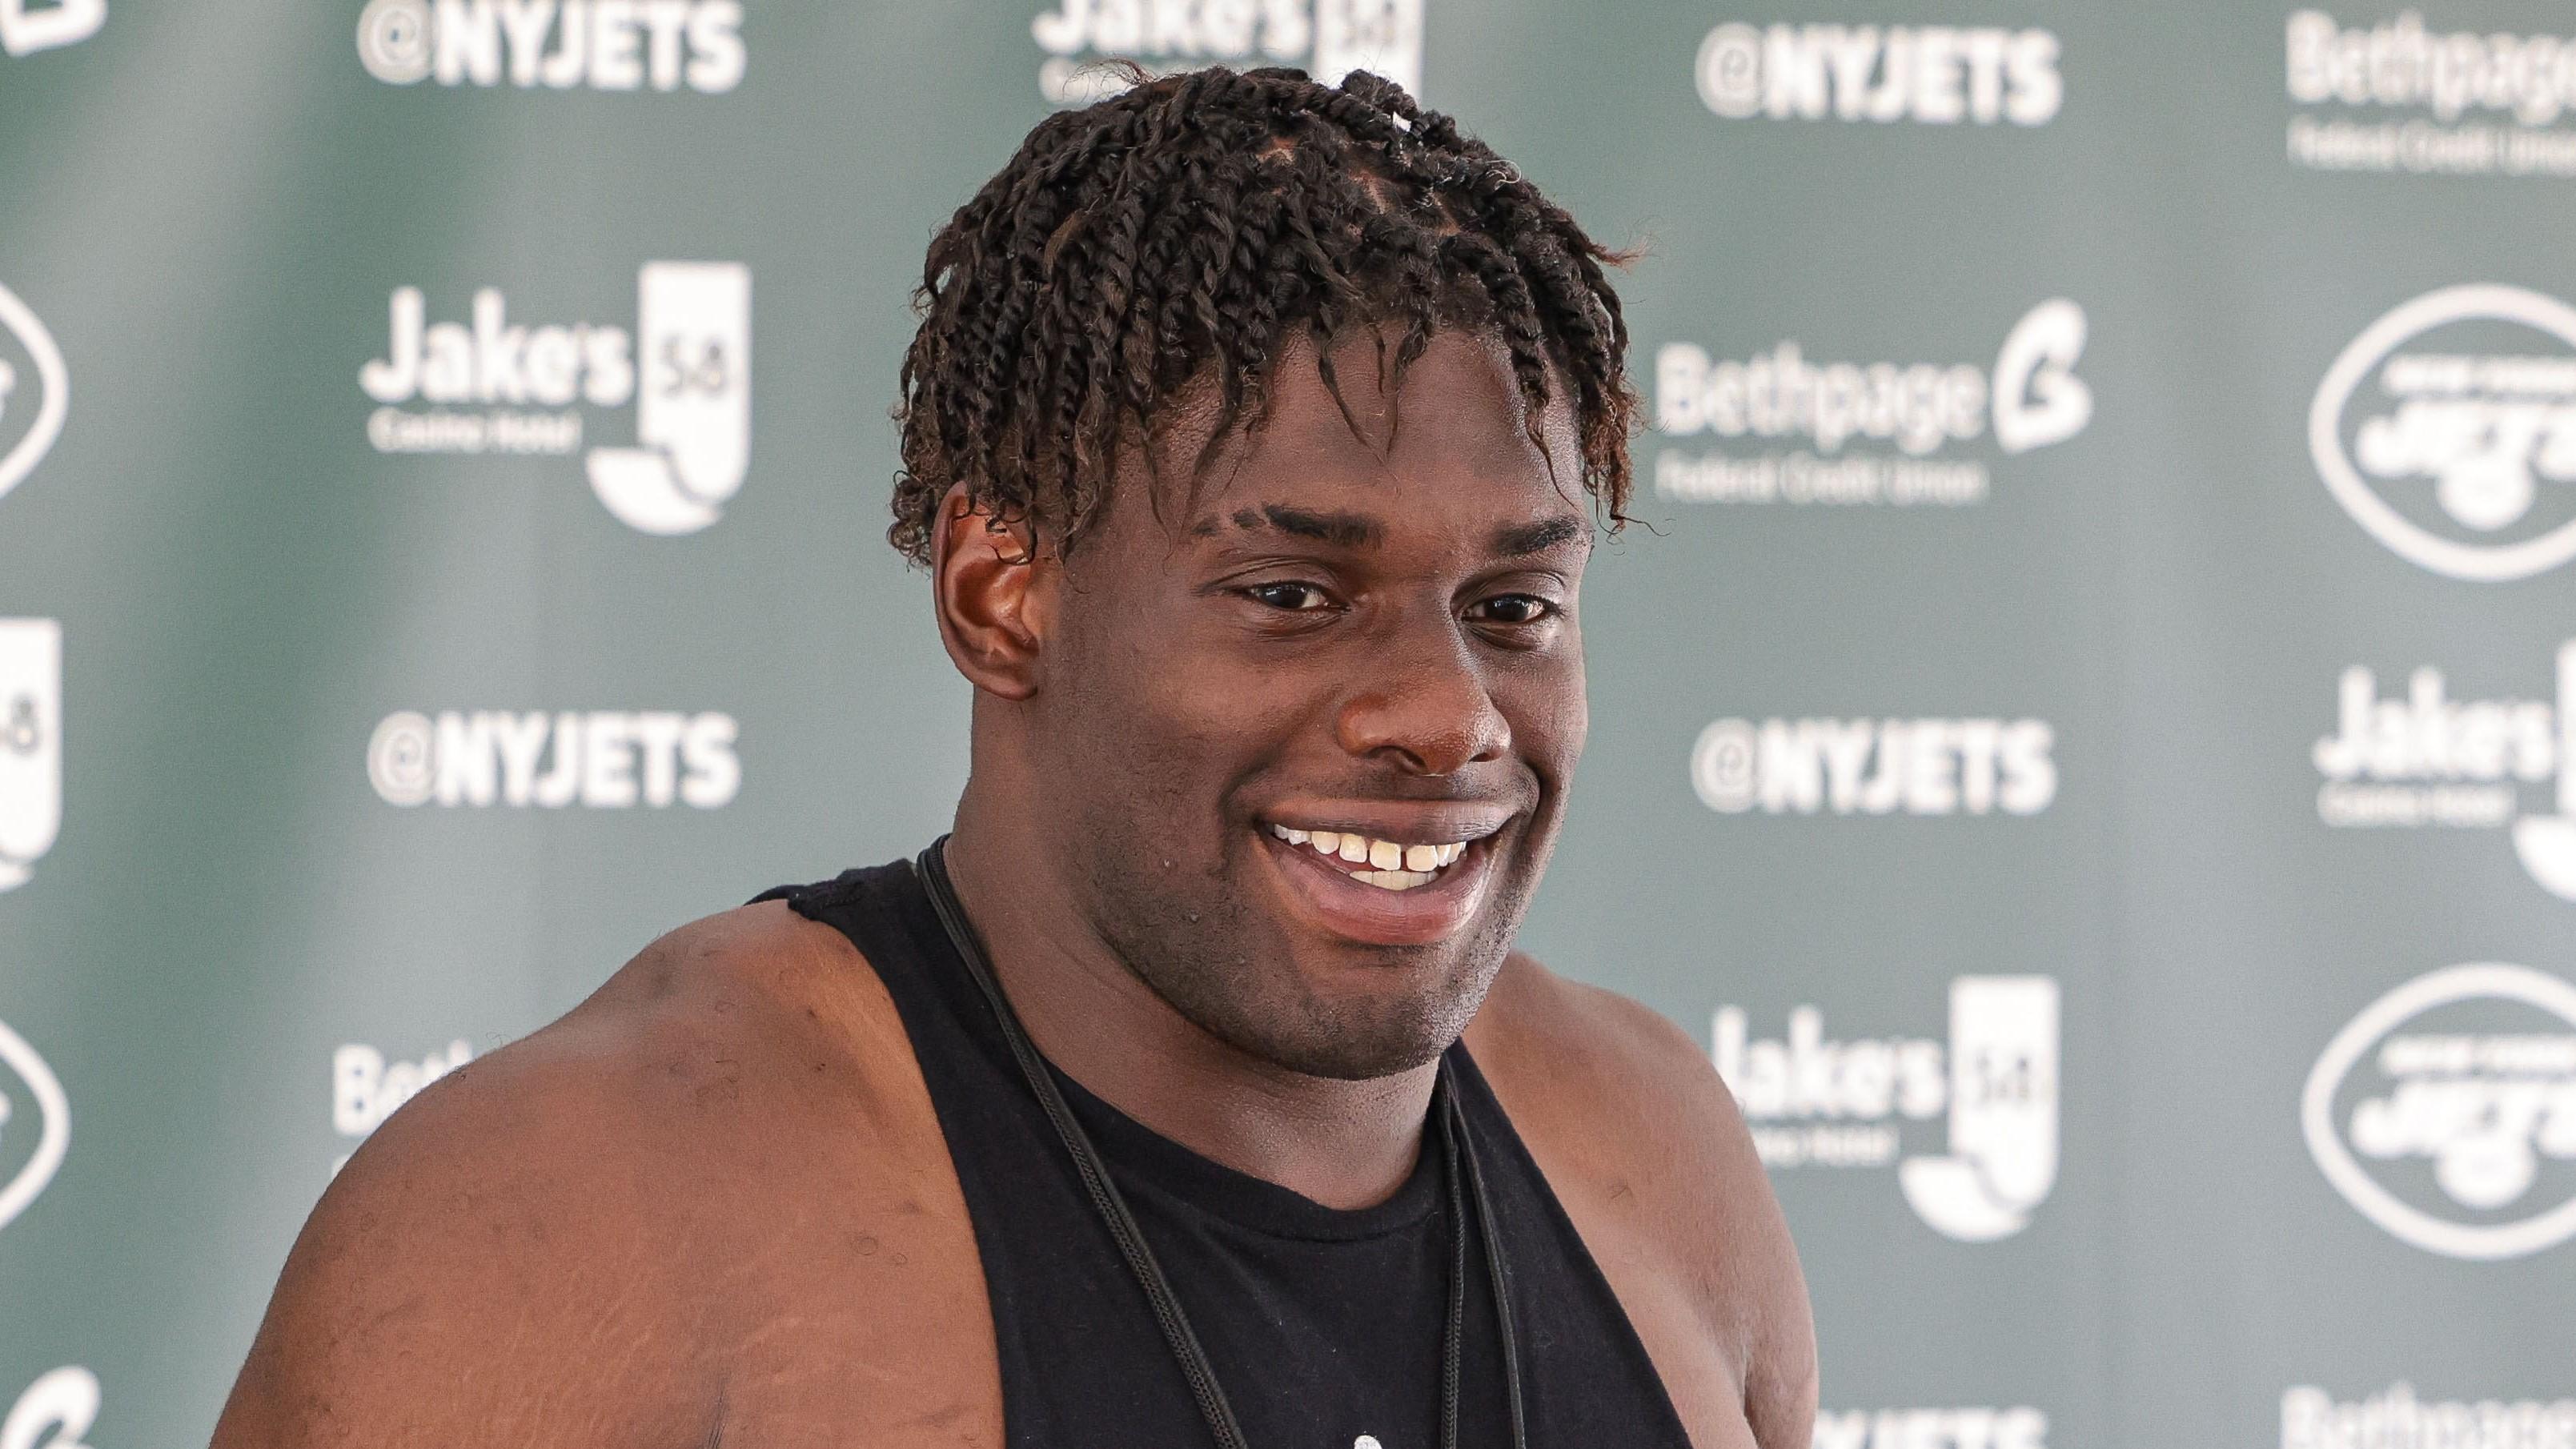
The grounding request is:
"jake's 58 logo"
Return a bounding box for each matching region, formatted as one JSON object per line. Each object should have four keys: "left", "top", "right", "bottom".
{"left": 361, "top": 261, "right": 751, "bottom": 536}
{"left": 0, "top": 619, "right": 61, "bottom": 894}
{"left": 1, "top": 0, "right": 104, "bottom": 57}
{"left": 1716, "top": 975, "right": 2060, "bottom": 1242}
{"left": 1032, "top": 0, "right": 1423, "bottom": 104}
{"left": 2313, "top": 639, "right": 2576, "bottom": 901}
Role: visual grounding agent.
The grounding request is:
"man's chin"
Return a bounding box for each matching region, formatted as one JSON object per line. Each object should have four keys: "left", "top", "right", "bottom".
{"left": 1214, "top": 1002, "right": 1463, "bottom": 1082}
{"left": 1197, "top": 942, "right": 1499, "bottom": 1082}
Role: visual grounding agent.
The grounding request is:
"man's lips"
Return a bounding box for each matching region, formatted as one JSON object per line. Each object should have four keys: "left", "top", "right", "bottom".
{"left": 1251, "top": 816, "right": 1507, "bottom": 948}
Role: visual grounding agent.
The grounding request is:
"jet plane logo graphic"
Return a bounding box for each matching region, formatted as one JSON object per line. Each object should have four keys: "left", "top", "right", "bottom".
{"left": 0, "top": 1013, "right": 69, "bottom": 1235}
{"left": 2312, "top": 285, "right": 2576, "bottom": 581}
{"left": 0, "top": 283, "right": 69, "bottom": 508}
{"left": 2304, "top": 963, "right": 2576, "bottom": 1260}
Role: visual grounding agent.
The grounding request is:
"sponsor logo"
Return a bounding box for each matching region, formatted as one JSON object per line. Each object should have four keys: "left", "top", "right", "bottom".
{"left": 1814, "top": 1407, "right": 2048, "bottom": 1449}
{"left": 0, "top": 283, "right": 68, "bottom": 508}
{"left": 356, "top": 0, "right": 744, "bottom": 92}
{"left": 2287, "top": 12, "right": 2576, "bottom": 178}
{"left": 1715, "top": 976, "right": 2060, "bottom": 1242}
{"left": 2312, "top": 640, "right": 2576, "bottom": 901}
{"left": 2284, "top": 1383, "right": 2576, "bottom": 1449}
{"left": 2303, "top": 963, "right": 2576, "bottom": 1260}
{"left": 334, "top": 1038, "right": 473, "bottom": 1174}
{"left": 1031, "top": 0, "right": 1423, "bottom": 104}
{"left": 0, "top": 1369, "right": 98, "bottom": 1449}
{"left": 368, "top": 708, "right": 741, "bottom": 809}
{"left": 0, "top": 0, "right": 103, "bottom": 58}
{"left": 361, "top": 261, "right": 751, "bottom": 536}
{"left": 0, "top": 1014, "right": 70, "bottom": 1237}
{"left": 1695, "top": 22, "right": 2062, "bottom": 126}
{"left": 0, "top": 620, "right": 62, "bottom": 894}
{"left": 1653, "top": 301, "right": 2089, "bottom": 508}
{"left": 2312, "top": 286, "right": 2576, "bottom": 580}
{"left": 1693, "top": 716, "right": 2056, "bottom": 817}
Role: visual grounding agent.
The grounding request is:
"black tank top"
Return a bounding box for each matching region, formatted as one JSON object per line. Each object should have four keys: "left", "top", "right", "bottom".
{"left": 756, "top": 857, "right": 1694, "bottom": 1449}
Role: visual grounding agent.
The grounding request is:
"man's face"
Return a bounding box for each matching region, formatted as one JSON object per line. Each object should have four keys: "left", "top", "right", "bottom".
{"left": 1022, "top": 328, "right": 1592, "bottom": 1081}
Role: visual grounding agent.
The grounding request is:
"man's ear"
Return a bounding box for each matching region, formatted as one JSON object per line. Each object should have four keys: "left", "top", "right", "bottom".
{"left": 930, "top": 482, "right": 1053, "bottom": 700}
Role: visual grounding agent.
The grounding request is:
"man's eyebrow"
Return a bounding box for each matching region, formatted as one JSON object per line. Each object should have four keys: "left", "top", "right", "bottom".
{"left": 1198, "top": 504, "right": 1385, "bottom": 548}
{"left": 1490, "top": 515, "right": 1590, "bottom": 557}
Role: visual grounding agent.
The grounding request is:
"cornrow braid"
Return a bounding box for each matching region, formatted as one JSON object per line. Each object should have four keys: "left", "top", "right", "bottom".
{"left": 889, "top": 64, "right": 1636, "bottom": 566}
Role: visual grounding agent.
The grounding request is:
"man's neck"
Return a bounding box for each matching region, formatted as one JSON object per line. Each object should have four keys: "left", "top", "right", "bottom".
{"left": 940, "top": 803, "right": 1437, "bottom": 1211}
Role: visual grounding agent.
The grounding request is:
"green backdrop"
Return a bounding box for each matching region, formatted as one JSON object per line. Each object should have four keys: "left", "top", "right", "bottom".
{"left": 2, "top": 1, "right": 2573, "bottom": 1443}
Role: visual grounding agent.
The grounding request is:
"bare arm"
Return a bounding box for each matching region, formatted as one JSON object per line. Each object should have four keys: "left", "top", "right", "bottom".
{"left": 210, "top": 1021, "right": 714, "bottom": 1447}
{"left": 211, "top": 902, "right": 1000, "bottom": 1449}
{"left": 1468, "top": 956, "right": 1819, "bottom": 1449}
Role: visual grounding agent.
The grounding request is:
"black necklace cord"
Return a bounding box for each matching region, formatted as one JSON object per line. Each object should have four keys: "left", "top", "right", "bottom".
{"left": 1435, "top": 1072, "right": 1469, "bottom": 1449}
{"left": 914, "top": 836, "right": 1527, "bottom": 1449}
{"left": 916, "top": 841, "right": 1252, "bottom": 1449}
{"left": 1454, "top": 1080, "right": 1531, "bottom": 1449}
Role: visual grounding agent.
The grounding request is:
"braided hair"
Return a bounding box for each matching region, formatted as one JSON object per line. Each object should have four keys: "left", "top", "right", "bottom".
{"left": 888, "top": 64, "right": 1636, "bottom": 565}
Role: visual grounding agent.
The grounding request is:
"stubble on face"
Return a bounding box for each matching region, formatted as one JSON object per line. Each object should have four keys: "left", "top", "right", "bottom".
{"left": 1020, "top": 328, "right": 1591, "bottom": 1082}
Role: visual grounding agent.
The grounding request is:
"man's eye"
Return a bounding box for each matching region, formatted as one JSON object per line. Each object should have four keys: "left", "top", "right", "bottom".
{"left": 1468, "top": 594, "right": 1557, "bottom": 626}
{"left": 1244, "top": 581, "right": 1333, "bottom": 612}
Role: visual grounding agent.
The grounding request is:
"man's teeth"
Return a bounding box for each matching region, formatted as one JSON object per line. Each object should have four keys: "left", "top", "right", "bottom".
{"left": 1266, "top": 824, "right": 1468, "bottom": 890}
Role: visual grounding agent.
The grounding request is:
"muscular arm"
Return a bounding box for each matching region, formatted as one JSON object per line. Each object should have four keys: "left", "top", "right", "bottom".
{"left": 209, "top": 1018, "right": 716, "bottom": 1447}
{"left": 211, "top": 903, "right": 1000, "bottom": 1449}
{"left": 1467, "top": 955, "right": 1819, "bottom": 1449}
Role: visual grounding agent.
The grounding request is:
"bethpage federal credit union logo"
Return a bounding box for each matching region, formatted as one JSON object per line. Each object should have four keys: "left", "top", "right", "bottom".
{"left": 1032, "top": 0, "right": 1423, "bottom": 104}
{"left": 1715, "top": 976, "right": 2060, "bottom": 1242}
{"left": 361, "top": 261, "right": 751, "bottom": 536}
{"left": 370, "top": 708, "right": 740, "bottom": 809}
{"left": 0, "top": 620, "right": 62, "bottom": 895}
{"left": 333, "top": 1038, "right": 472, "bottom": 1175}
{"left": 0, "top": 0, "right": 104, "bottom": 58}
{"left": 2284, "top": 1383, "right": 2576, "bottom": 1449}
{"left": 1695, "top": 21, "right": 2062, "bottom": 125}
{"left": 1654, "top": 301, "right": 2090, "bottom": 508}
{"left": 2303, "top": 963, "right": 2576, "bottom": 1260}
{"left": 1817, "top": 1406, "right": 2048, "bottom": 1449}
{"left": 2313, "top": 285, "right": 2576, "bottom": 580}
{"left": 357, "top": 0, "right": 744, "bottom": 92}
{"left": 0, "top": 283, "right": 69, "bottom": 510}
{"left": 1, "top": 1368, "right": 99, "bottom": 1449}
{"left": 2313, "top": 640, "right": 2576, "bottom": 901}
{"left": 2287, "top": 12, "right": 2576, "bottom": 178}
{"left": 1693, "top": 715, "right": 2057, "bottom": 817}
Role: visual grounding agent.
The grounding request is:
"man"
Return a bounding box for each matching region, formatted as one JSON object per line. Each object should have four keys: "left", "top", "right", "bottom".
{"left": 214, "top": 66, "right": 1815, "bottom": 1448}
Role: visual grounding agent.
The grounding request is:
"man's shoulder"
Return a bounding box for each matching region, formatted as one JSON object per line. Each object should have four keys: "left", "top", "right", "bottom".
{"left": 318, "top": 897, "right": 937, "bottom": 1262}
{"left": 1466, "top": 950, "right": 1749, "bottom": 1182}
{"left": 360, "top": 899, "right": 901, "bottom": 1175}
{"left": 212, "top": 900, "right": 985, "bottom": 1446}
{"left": 1467, "top": 952, "right": 1819, "bottom": 1449}
{"left": 1471, "top": 951, "right": 1714, "bottom": 1101}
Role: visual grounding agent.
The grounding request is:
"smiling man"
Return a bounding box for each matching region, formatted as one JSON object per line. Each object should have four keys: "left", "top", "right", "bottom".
{"left": 215, "top": 66, "right": 1814, "bottom": 1449}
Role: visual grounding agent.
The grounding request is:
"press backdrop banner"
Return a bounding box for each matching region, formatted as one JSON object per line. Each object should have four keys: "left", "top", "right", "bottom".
{"left": 2, "top": 0, "right": 2573, "bottom": 1443}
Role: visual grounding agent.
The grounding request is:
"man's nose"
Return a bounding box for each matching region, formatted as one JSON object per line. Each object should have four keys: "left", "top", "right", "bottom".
{"left": 1332, "top": 618, "right": 1511, "bottom": 777}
